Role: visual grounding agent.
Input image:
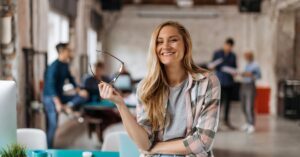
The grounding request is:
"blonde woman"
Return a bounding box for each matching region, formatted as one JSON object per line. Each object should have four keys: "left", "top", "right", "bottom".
{"left": 99, "top": 21, "right": 221, "bottom": 157}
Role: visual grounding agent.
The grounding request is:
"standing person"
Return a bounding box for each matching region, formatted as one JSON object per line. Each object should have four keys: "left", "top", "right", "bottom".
{"left": 43, "top": 43, "right": 88, "bottom": 148}
{"left": 240, "top": 51, "right": 261, "bottom": 134}
{"left": 211, "top": 38, "right": 237, "bottom": 129}
{"left": 99, "top": 21, "right": 220, "bottom": 157}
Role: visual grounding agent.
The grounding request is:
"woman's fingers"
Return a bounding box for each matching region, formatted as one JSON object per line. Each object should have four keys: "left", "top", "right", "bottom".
{"left": 99, "top": 82, "right": 114, "bottom": 99}
{"left": 104, "top": 84, "right": 110, "bottom": 98}
{"left": 99, "top": 82, "right": 107, "bottom": 98}
{"left": 108, "top": 86, "right": 114, "bottom": 97}
{"left": 99, "top": 82, "right": 124, "bottom": 105}
{"left": 98, "top": 82, "right": 104, "bottom": 90}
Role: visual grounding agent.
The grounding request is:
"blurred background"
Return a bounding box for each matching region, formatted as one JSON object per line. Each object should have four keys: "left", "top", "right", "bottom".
{"left": 0, "top": 0, "right": 300, "bottom": 156}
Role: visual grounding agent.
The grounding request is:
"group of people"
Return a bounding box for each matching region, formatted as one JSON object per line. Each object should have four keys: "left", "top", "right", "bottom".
{"left": 42, "top": 43, "right": 135, "bottom": 147}
{"left": 43, "top": 21, "right": 262, "bottom": 156}
{"left": 210, "top": 38, "right": 262, "bottom": 133}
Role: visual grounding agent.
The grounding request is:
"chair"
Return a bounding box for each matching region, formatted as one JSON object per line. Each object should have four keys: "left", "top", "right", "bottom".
{"left": 17, "top": 128, "right": 47, "bottom": 149}
{"left": 101, "top": 131, "right": 125, "bottom": 151}
{"left": 103, "top": 122, "right": 124, "bottom": 139}
{"left": 119, "top": 133, "right": 140, "bottom": 157}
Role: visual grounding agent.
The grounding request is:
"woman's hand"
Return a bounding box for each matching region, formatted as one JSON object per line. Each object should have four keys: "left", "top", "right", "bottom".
{"left": 98, "top": 82, "right": 125, "bottom": 106}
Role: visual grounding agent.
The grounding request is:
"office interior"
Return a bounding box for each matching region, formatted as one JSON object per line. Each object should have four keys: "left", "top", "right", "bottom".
{"left": 0, "top": 0, "right": 299, "bottom": 157}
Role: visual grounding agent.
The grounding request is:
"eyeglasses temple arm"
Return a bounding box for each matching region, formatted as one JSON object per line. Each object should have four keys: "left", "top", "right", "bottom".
{"left": 96, "top": 50, "right": 124, "bottom": 64}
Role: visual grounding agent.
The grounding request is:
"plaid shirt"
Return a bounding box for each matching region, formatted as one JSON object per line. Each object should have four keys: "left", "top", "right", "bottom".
{"left": 136, "top": 72, "right": 221, "bottom": 157}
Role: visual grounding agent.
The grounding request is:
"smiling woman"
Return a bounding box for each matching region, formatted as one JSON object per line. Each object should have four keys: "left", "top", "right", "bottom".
{"left": 156, "top": 26, "right": 185, "bottom": 67}
{"left": 98, "top": 21, "right": 221, "bottom": 157}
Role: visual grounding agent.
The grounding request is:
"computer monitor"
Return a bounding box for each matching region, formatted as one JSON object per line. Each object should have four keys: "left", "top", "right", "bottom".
{"left": 0, "top": 81, "right": 17, "bottom": 149}
{"left": 114, "top": 75, "right": 132, "bottom": 92}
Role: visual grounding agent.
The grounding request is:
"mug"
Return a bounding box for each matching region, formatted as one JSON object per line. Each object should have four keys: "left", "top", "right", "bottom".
{"left": 32, "top": 150, "right": 52, "bottom": 157}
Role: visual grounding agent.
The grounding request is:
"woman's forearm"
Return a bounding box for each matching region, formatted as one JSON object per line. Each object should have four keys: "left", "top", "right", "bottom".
{"left": 116, "top": 102, "right": 151, "bottom": 151}
{"left": 150, "top": 139, "right": 189, "bottom": 155}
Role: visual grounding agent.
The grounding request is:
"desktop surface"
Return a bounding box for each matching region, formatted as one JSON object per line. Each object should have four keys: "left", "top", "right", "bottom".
{"left": 26, "top": 149, "right": 119, "bottom": 157}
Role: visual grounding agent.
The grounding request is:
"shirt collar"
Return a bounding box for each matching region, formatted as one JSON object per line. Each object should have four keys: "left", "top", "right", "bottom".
{"left": 185, "top": 72, "right": 207, "bottom": 92}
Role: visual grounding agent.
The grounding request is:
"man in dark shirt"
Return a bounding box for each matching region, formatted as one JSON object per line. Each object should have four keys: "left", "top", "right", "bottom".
{"left": 82, "top": 61, "right": 110, "bottom": 102}
{"left": 43, "top": 43, "right": 88, "bottom": 148}
{"left": 211, "top": 38, "right": 237, "bottom": 129}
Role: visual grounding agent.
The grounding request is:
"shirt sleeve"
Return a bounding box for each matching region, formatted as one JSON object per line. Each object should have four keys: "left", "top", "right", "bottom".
{"left": 232, "top": 54, "right": 237, "bottom": 68}
{"left": 135, "top": 88, "right": 155, "bottom": 150}
{"left": 183, "top": 74, "right": 221, "bottom": 156}
{"left": 67, "top": 66, "right": 77, "bottom": 88}
{"left": 253, "top": 65, "right": 262, "bottom": 80}
{"left": 47, "top": 65, "right": 58, "bottom": 96}
{"left": 212, "top": 51, "right": 218, "bottom": 62}
{"left": 212, "top": 51, "right": 223, "bottom": 71}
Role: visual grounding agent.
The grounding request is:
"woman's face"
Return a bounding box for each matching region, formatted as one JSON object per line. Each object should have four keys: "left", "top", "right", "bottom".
{"left": 156, "top": 26, "right": 185, "bottom": 66}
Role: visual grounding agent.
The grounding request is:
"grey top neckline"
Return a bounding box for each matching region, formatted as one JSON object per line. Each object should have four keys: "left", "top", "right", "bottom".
{"left": 168, "top": 77, "right": 189, "bottom": 90}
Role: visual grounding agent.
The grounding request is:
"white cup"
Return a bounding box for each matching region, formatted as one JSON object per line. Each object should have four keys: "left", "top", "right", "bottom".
{"left": 82, "top": 151, "right": 93, "bottom": 157}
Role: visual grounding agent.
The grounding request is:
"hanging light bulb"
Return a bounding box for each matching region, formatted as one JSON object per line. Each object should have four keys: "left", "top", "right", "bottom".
{"left": 216, "top": 0, "right": 226, "bottom": 4}
{"left": 176, "top": 0, "right": 194, "bottom": 8}
{"left": 0, "top": 16, "right": 12, "bottom": 45}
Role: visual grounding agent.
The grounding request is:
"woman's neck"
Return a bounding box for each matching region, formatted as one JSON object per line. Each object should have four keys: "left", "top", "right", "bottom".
{"left": 165, "top": 64, "right": 187, "bottom": 87}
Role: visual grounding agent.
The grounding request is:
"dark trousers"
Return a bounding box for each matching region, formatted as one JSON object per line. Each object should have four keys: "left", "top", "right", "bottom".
{"left": 221, "top": 86, "right": 233, "bottom": 123}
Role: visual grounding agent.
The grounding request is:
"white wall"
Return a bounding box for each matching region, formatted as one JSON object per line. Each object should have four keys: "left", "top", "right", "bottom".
{"left": 105, "top": 4, "right": 280, "bottom": 114}
{"left": 106, "top": 5, "right": 273, "bottom": 85}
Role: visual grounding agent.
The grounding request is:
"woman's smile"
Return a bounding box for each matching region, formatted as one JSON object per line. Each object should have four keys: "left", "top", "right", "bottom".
{"left": 160, "top": 51, "right": 176, "bottom": 56}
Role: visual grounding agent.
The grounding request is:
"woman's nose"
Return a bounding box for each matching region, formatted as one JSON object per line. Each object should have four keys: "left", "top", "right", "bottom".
{"left": 162, "top": 41, "right": 171, "bottom": 49}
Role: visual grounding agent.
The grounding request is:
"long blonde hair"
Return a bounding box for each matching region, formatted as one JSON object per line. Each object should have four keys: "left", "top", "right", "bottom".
{"left": 138, "top": 21, "right": 207, "bottom": 131}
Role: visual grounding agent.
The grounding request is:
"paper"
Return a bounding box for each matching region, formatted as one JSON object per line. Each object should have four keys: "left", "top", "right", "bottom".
{"left": 208, "top": 58, "right": 223, "bottom": 69}
{"left": 221, "top": 66, "right": 238, "bottom": 75}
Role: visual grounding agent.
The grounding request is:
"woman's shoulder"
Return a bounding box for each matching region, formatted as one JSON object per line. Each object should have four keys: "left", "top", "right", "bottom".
{"left": 193, "top": 70, "right": 219, "bottom": 83}
{"left": 193, "top": 71, "right": 220, "bottom": 90}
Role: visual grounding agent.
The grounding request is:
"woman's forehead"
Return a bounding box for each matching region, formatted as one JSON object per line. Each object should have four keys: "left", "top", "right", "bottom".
{"left": 158, "top": 26, "right": 180, "bottom": 37}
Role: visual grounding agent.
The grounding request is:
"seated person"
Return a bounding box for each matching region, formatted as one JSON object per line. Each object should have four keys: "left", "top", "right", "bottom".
{"left": 43, "top": 42, "right": 88, "bottom": 148}
{"left": 82, "top": 61, "right": 110, "bottom": 102}
{"left": 82, "top": 62, "right": 121, "bottom": 142}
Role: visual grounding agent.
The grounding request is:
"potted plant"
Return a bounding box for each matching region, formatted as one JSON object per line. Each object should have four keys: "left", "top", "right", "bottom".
{"left": 0, "top": 144, "right": 26, "bottom": 157}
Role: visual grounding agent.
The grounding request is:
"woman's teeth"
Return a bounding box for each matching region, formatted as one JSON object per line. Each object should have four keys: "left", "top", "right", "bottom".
{"left": 162, "top": 52, "right": 175, "bottom": 56}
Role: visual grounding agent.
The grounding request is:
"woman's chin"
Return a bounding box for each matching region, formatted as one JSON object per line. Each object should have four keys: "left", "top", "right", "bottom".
{"left": 161, "top": 60, "right": 179, "bottom": 67}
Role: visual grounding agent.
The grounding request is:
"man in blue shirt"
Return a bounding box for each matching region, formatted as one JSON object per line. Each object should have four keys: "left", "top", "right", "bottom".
{"left": 211, "top": 38, "right": 237, "bottom": 129}
{"left": 240, "top": 51, "right": 261, "bottom": 134}
{"left": 43, "top": 43, "right": 88, "bottom": 148}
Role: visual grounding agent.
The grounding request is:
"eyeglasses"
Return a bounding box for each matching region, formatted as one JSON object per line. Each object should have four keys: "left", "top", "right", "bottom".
{"left": 89, "top": 50, "right": 124, "bottom": 85}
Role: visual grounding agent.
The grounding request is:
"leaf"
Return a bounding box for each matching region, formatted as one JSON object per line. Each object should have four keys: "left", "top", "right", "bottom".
{"left": 0, "top": 144, "right": 26, "bottom": 157}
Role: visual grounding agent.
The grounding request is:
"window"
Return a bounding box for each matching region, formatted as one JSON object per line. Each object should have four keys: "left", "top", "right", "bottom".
{"left": 47, "top": 10, "right": 69, "bottom": 64}
{"left": 87, "top": 28, "right": 97, "bottom": 66}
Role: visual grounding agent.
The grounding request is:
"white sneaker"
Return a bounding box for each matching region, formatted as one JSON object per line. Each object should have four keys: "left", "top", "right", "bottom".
{"left": 246, "top": 125, "right": 255, "bottom": 134}
{"left": 240, "top": 124, "right": 249, "bottom": 131}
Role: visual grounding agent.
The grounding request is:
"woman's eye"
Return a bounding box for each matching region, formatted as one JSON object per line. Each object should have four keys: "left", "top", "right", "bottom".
{"left": 170, "top": 39, "right": 178, "bottom": 42}
{"left": 157, "top": 41, "right": 163, "bottom": 44}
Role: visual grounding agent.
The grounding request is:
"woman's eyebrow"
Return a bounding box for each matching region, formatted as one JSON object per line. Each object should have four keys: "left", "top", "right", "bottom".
{"left": 157, "top": 35, "right": 179, "bottom": 39}
{"left": 169, "top": 35, "right": 179, "bottom": 38}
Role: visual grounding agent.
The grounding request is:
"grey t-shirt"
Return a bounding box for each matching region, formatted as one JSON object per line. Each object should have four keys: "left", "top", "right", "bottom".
{"left": 163, "top": 78, "right": 189, "bottom": 141}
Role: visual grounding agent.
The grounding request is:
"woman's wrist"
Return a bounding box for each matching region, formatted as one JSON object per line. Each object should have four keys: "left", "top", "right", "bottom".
{"left": 116, "top": 101, "right": 126, "bottom": 110}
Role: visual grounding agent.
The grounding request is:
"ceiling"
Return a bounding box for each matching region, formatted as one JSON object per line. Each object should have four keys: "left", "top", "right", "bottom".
{"left": 123, "top": 0, "right": 239, "bottom": 5}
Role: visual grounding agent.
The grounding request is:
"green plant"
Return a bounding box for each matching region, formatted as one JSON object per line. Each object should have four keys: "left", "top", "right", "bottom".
{"left": 0, "top": 144, "right": 26, "bottom": 157}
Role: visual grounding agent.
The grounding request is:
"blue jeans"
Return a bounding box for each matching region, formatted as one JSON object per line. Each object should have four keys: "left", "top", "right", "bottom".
{"left": 43, "top": 95, "right": 87, "bottom": 148}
